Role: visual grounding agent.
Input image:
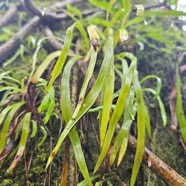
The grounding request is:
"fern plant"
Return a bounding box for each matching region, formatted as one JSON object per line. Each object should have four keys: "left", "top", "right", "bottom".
{"left": 1, "top": 0, "right": 186, "bottom": 185}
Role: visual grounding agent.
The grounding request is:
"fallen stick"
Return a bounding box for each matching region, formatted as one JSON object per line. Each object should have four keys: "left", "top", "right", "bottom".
{"left": 128, "top": 135, "right": 186, "bottom": 186}
{"left": 0, "top": 6, "right": 17, "bottom": 29}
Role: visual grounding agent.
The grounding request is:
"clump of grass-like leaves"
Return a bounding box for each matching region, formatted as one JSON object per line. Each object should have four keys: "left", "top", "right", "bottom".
{"left": 1, "top": 0, "right": 186, "bottom": 185}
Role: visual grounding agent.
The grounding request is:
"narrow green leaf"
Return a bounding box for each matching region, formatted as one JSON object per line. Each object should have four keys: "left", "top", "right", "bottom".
{"left": 75, "top": 22, "right": 89, "bottom": 50}
{"left": 0, "top": 71, "right": 11, "bottom": 80}
{"left": 117, "top": 132, "right": 129, "bottom": 166}
{"left": 77, "top": 175, "right": 100, "bottom": 186}
{"left": 94, "top": 54, "right": 136, "bottom": 173}
{"left": 130, "top": 71, "right": 146, "bottom": 186}
{"left": 1, "top": 76, "right": 22, "bottom": 85}
{"left": 0, "top": 104, "right": 15, "bottom": 125}
{"left": 45, "top": 24, "right": 75, "bottom": 92}
{"left": 7, "top": 112, "right": 31, "bottom": 173}
{"left": 38, "top": 126, "right": 48, "bottom": 147}
{"left": 100, "top": 59, "right": 114, "bottom": 148}
{"left": 31, "top": 51, "right": 61, "bottom": 84}
{"left": 176, "top": 67, "right": 186, "bottom": 141}
{"left": 61, "top": 56, "right": 81, "bottom": 122}
{"left": 46, "top": 22, "right": 89, "bottom": 92}
{"left": 38, "top": 93, "right": 50, "bottom": 112}
{"left": 69, "top": 129, "right": 93, "bottom": 186}
{"left": 0, "top": 86, "right": 23, "bottom": 93}
{"left": 109, "top": 91, "right": 136, "bottom": 166}
{"left": 143, "top": 88, "right": 167, "bottom": 127}
{"left": 89, "top": 0, "right": 109, "bottom": 11}
{"left": 30, "top": 120, "right": 37, "bottom": 138}
{"left": 43, "top": 97, "right": 55, "bottom": 124}
{"left": 145, "top": 10, "right": 186, "bottom": 17}
{"left": 123, "top": 0, "right": 131, "bottom": 12}
{"left": 140, "top": 75, "right": 162, "bottom": 99}
{"left": 125, "top": 17, "right": 144, "bottom": 27}
{"left": 72, "top": 48, "right": 97, "bottom": 119}
{"left": 66, "top": 4, "right": 83, "bottom": 20}
{"left": 0, "top": 101, "right": 25, "bottom": 153}
{"left": 105, "top": 9, "right": 123, "bottom": 31}
{"left": 106, "top": 0, "right": 116, "bottom": 21}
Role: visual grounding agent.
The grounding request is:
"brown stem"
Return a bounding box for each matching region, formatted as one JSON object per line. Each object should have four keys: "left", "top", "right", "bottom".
{"left": 128, "top": 135, "right": 186, "bottom": 186}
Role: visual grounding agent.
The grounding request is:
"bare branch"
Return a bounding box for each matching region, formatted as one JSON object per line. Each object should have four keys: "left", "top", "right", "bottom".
{"left": 0, "top": 6, "right": 17, "bottom": 29}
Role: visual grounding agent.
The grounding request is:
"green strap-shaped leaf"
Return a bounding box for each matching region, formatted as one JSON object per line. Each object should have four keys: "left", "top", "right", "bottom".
{"left": 45, "top": 22, "right": 89, "bottom": 92}
{"left": 31, "top": 51, "right": 61, "bottom": 84}
{"left": 61, "top": 56, "right": 81, "bottom": 122}
{"left": 109, "top": 91, "right": 136, "bottom": 166}
{"left": 66, "top": 4, "right": 83, "bottom": 20}
{"left": 75, "top": 22, "right": 89, "bottom": 50}
{"left": 69, "top": 129, "right": 93, "bottom": 186}
{"left": 45, "top": 24, "right": 75, "bottom": 92}
{"left": 30, "top": 120, "right": 37, "bottom": 138}
{"left": 176, "top": 67, "right": 186, "bottom": 141}
{"left": 143, "top": 88, "right": 167, "bottom": 127}
{"left": 43, "top": 97, "right": 55, "bottom": 124}
{"left": 0, "top": 101, "right": 25, "bottom": 153}
{"left": 0, "top": 86, "right": 23, "bottom": 93}
{"left": 94, "top": 54, "right": 136, "bottom": 174}
{"left": 140, "top": 74, "right": 162, "bottom": 99}
{"left": 38, "top": 126, "right": 48, "bottom": 147}
{"left": 130, "top": 71, "right": 146, "bottom": 186}
{"left": 72, "top": 48, "right": 97, "bottom": 119}
{"left": 7, "top": 112, "right": 31, "bottom": 173}
{"left": 145, "top": 10, "right": 186, "bottom": 17}
{"left": 117, "top": 131, "right": 129, "bottom": 166}
{"left": 100, "top": 57, "right": 114, "bottom": 148}
{"left": 0, "top": 104, "right": 16, "bottom": 125}
{"left": 1, "top": 76, "right": 22, "bottom": 85}
{"left": 89, "top": 0, "right": 109, "bottom": 11}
